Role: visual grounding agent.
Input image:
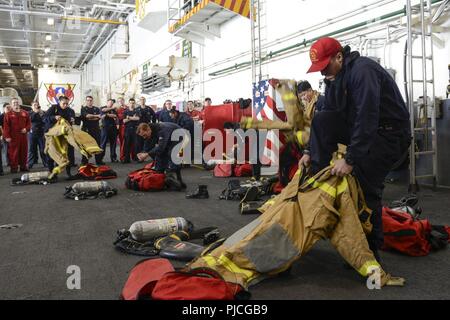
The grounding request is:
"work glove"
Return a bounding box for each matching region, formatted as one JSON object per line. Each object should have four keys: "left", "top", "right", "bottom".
{"left": 386, "top": 276, "right": 406, "bottom": 286}
{"left": 239, "top": 116, "right": 253, "bottom": 129}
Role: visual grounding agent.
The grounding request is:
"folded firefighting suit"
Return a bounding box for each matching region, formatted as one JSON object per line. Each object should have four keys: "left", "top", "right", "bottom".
{"left": 45, "top": 119, "right": 103, "bottom": 178}
{"left": 240, "top": 80, "right": 318, "bottom": 148}
{"left": 187, "top": 166, "right": 405, "bottom": 289}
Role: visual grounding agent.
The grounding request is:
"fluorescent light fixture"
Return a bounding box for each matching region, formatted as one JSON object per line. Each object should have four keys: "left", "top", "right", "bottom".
{"left": 44, "top": 47, "right": 50, "bottom": 53}
{"left": 47, "top": 18, "right": 54, "bottom": 25}
{"left": 47, "top": 0, "right": 55, "bottom": 3}
{"left": 44, "top": 57, "right": 49, "bottom": 62}
{"left": 45, "top": 34, "right": 52, "bottom": 41}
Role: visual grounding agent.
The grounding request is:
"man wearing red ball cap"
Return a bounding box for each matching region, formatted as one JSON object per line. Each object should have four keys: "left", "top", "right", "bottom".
{"left": 300, "top": 37, "right": 411, "bottom": 262}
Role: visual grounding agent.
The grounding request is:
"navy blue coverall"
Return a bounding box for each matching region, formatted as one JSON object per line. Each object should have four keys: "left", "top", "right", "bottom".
{"left": 44, "top": 104, "right": 76, "bottom": 176}
{"left": 174, "top": 112, "right": 194, "bottom": 161}
{"left": 158, "top": 108, "right": 174, "bottom": 123}
{"left": 123, "top": 108, "right": 141, "bottom": 163}
{"left": 136, "top": 105, "right": 157, "bottom": 153}
{"left": 28, "top": 110, "right": 48, "bottom": 168}
{"left": 80, "top": 105, "right": 103, "bottom": 165}
{"left": 309, "top": 49, "right": 411, "bottom": 256}
{"left": 143, "top": 122, "right": 182, "bottom": 172}
{"left": 100, "top": 105, "right": 118, "bottom": 162}
{"left": 0, "top": 113, "right": 4, "bottom": 173}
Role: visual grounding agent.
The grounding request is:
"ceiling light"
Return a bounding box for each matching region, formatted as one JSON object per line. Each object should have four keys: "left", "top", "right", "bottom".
{"left": 44, "top": 57, "right": 49, "bottom": 62}
{"left": 45, "top": 34, "right": 52, "bottom": 41}
{"left": 47, "top": 18, "right": 54, "bottom": 25}
{"left": 47, "top": 0, "right": 55, "bottom": 3}
{"left": 44, "top": 47, "right": 50, "bottom": 53}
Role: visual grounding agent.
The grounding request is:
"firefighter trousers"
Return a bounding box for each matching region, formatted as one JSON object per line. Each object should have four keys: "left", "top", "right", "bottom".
{"left": 8, "top": 133, "right": 28, "bottom": 171}
{"left": 309, "top": 110, "right": 411, "bottom": 251}
{"left": 28, "top": 133, "right": 47, "bottom": 168}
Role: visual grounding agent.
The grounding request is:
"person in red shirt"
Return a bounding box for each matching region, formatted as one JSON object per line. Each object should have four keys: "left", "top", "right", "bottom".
{"left": 3, "top": 98, "right": 31, "bottom": 173}
{"left": 204, "top": 97, "right": 212, "bottom": 108}
{"left": 116, "top": 97, "right": 128, "bottom": 162}
{"left": 186, "top": 100, "right": 202, "bottom": 121}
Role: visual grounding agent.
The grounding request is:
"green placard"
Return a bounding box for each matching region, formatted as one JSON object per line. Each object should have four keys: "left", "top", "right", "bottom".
{"left": 143, "top": 63, "right": 148, "bottom": 78}
{"left": 182, "top": 40, "right": 192, "bottom": 58}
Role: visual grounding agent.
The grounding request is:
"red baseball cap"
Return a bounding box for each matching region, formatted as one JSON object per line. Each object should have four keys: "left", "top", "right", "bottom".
{"left": 307, "top": 37, "right": 343, "bottom": 73}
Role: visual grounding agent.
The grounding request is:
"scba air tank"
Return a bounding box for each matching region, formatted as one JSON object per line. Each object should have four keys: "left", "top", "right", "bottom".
{"left": 129, "top": 217, "right": 192, "bottom": 242}
{"left": 71, "top": 181, "right": 111, "bottom": 194}
{"left": 21, "top": 171, "right": 50, "bottom": 183}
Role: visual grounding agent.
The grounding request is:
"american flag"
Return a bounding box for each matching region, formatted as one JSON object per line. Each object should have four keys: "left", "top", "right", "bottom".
{"left": 252, "top": 79, "right": 287, "bottom": 165}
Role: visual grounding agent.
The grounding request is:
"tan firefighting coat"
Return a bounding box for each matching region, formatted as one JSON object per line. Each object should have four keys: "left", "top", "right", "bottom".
{"left": 240, "top": 80, "right": 321, "bottom": 148}
{"left": 188, "top": 166, "right": 393, "bottom": 288}
{"left": 45, "top": 119, "right": 102, "bottom": 176}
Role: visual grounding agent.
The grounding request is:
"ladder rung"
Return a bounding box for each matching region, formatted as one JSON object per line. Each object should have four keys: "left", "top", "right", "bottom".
{"left": 412, "top": 55, "right": 432, "bottom": 60}
{"left": 412, "top": 80, "right": 434, "bottom": 83}
{"left": 414, "top": 127, "right": 436, "bottom": 132}
{"left": 411, "top": 31, "right": 432, "bottom": 36}
{"left": 415, "top": 174, "right": 435, "bottom": 179}
{"left": 415, "top": 151, "right": 436, "bottom": 156}
{"left": 411, "top": 6, "right": 432, "bottom": 13}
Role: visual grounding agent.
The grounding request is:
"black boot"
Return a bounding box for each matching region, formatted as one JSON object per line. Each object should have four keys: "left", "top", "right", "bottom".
{"left": 65, "top": 166, "right": 78, "bottom": 181}
{"left": 175, "top": 169, "right": 187, "bottom": 190}
{"left": 165, "top": 173, "right": 182, "bottom": 191}
{"left": 186, "top": 185, "right": 209, "bottom": 199}
{"left": 240, "top": 186, "right": 259, "bottom": 204}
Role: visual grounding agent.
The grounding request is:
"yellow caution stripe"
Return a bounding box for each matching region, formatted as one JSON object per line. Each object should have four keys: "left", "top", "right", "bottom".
{"left": 282, "top": 92, "right": 297, "bottom": 102}
{"left": 203, "top": 254, "right": 257, "bottom": 283}
{"left": 305, "top": 176, "right": 349, "bottom": 198}
{"left": 296, "top": 131, "right": 304, "bottom": 146}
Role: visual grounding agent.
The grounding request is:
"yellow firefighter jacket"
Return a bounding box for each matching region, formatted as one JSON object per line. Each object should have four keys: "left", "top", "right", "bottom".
{"left": 45, "top": 119, "right": 102, "bottom": 176}
{"left": 188, "top": 166, "right": 394, "bottom": 289}
{"left": 240, "top": 80, "right": 320, "bottom": 148}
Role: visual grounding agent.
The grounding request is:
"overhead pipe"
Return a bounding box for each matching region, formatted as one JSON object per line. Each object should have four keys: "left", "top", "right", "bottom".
{"left": 0, "top": 27, "right": 87, "bottom": 36}
{"left": 0, "top": 45, "right": 93, "bottom": 53}
{"left": 0, "top": 7, "right": 60, "bottom": 17}
{"left": 90, "top": 3, "right": 134, "bottom": 15}
{"left": 364, "top": 39, "right": 371, "bottom": 56}
{"left": 50, "top": 0, "right": 70, "bottom": 69}
{"left": 76, "top": 12, "right": 121, "bottom": 67}
{"left": 0, "top": 7, "right": 126, "bottom": 25}
{"left": 76, "top": 0, "right": 131, "bottom": 68}
{"left": 61, "top": 16, "right": 127, "bottom": 25}
{"left": 97, "top": 0, "right": 135, "bottom": 9}
{"left": 21, "top": 0, "right": 38, "bottom": 88}
{"left": 93, "top": 28, "right": 117, "bottom": 57}
{"left": 71, "top": 11, "right": 104, "bottom": 68}
{"left": 203, "top": 0, "right": 398, "bottom": 71}
{"left": 209, "top": 0, "right": 446, "bottom": 77}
